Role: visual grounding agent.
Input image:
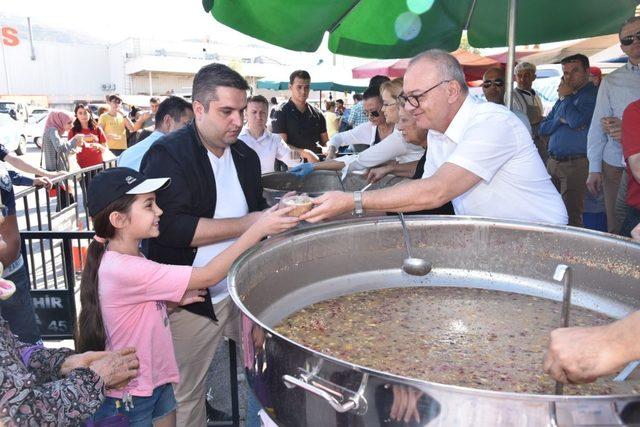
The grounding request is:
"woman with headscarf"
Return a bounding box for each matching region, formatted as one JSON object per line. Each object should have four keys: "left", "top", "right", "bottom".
{"left": 42, "top": 111, "right": 82, "bottom": 172}
{"left": 41, "top": 111, "right": 83, "bottom": 209}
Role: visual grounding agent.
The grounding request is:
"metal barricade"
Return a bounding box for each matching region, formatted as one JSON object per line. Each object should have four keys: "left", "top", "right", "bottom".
{"left": 20, "top": 230, "right": 93, "bottom": 339}
{"left": 14, "top": 160, "right": 117, "bottom": 233}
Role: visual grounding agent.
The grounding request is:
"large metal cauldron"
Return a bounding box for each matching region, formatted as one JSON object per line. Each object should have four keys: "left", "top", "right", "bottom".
{"left": 261, "top": 170, "right": 405, "bottom": 206}
{"left": 228, "top": 217, "right": 640, "bottom": 426}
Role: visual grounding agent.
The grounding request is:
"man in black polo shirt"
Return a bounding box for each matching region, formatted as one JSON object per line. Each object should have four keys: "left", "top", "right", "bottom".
{"left": 271, "top": 70, "right": 329, "bottom": 155}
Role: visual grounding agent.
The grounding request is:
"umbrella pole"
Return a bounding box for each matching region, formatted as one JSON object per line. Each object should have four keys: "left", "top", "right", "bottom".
{"left": 320, "top": 90, "right": 323, "bottom": 107}
{"left": 505, "top": 0, "right": 517, "bottom": 109}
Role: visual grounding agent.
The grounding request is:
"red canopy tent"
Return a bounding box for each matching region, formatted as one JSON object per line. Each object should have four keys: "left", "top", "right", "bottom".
{"left": 352, "top": 49, "right": 502, "bottom": 82}
{"left": 485, "top": 49, "right": 543, "bottom": 64}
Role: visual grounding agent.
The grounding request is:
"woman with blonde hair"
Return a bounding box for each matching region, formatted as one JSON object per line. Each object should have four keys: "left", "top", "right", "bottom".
{"left": 379, "top": 78, "right": 404, "bottom": 125}
{"left": 290, "top": 78, "right": 423, "bottom": 177}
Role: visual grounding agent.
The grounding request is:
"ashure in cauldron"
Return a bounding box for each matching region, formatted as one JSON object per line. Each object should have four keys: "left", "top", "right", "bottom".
{"left": 229, "top": 217, "right": 640, "bottom": 426}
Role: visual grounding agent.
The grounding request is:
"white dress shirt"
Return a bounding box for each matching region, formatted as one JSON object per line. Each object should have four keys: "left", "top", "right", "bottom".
{"left": 422, "top": 96, "right": 568, "bottom": 225}
{"left": 192, "top": 147, "right": 249, "bottom": 304}
{"left": 326, "top": 122, "right": 377, "bottom": 150}
{"left": 238, "top": 127, "right": 300, "bottom": 174}
{"left": 587, "top": 61, "right": 640, "bottom": 171}
{"left": 339, "top": 129, "right": 425, "bottom": 172}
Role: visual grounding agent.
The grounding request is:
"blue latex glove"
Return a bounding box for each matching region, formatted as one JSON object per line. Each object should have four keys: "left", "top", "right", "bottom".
{"left": 288, "top": 163, "right": 315, "bottom": 178}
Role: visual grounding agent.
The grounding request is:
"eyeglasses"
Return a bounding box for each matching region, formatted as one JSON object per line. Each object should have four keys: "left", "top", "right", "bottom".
{"left": 111, "top": 100, "right": 122, "bottom": 105}
{"left": 482, "top": 78, "right": 505, "bottom": 88}
{"left": 620, "top": 31, "right": 640, "bottom": 46}
{"left": 382, "top": 101, "right": 397, "bottom": 107}
{"left": 364, "top": 109, "right": 382, "bottom": 118}
{"left": 398, "top": 80, "right": 451, "bottom": 108}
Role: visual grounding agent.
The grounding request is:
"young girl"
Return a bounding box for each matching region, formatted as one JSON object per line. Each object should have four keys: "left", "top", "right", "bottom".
{"left": 68, "top": 103, "right": 108, "bottom": 169}
{"left": 76, "top": 167, "right": 298, "bottom": 426}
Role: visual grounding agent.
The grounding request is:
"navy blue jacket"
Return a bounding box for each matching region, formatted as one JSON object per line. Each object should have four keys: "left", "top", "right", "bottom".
{"left": 539, "top": 82, "right": 598, "bottom": 157}
{"left": 141, "top": 120, "right": 267, "bottom": 319}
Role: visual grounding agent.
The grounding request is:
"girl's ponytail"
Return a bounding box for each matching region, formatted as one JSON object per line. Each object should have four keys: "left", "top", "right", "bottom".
{"left": 76, "top": 239, "right": 107, "bottom": 352}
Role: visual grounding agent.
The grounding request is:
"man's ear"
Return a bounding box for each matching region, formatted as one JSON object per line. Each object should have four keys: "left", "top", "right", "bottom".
{"left": 193, "top": 100, "right": 205, "bottom": 120}
{"left": 163, "top": 114, "right": 173, "bottom": 131}
{"left": 447, "top": 81, "right": 463, "bottom": 104}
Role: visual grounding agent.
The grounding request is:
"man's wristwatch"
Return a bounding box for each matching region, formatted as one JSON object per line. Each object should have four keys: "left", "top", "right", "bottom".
{"left": 353, "top": 191, "right": 364, "bottom": 217}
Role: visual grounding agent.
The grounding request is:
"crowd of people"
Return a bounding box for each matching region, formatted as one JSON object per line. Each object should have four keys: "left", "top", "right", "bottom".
{"left": 0, "top": 13, "right": 639, "bottom": 427}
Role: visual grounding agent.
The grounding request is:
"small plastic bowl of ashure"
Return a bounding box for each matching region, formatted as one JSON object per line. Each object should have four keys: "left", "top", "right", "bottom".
{"left": 281, "top": 194, "right": 314, "bottom": 217}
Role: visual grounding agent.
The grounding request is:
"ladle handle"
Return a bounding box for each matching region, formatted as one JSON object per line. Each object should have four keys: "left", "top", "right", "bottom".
{"left": 553, "top": 264, "right": 573, "bottom": 395}
{"left": 283, "top": 375, "right": 359, "bottom": 413}
{"left": 398, "top": 213, "right": 413, "bottom": 258}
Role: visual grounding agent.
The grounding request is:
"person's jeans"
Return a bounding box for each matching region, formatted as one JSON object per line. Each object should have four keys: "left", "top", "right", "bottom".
{"left": 92, "top": 383, "right": 177, "bottom": 426}
{"left": 0, "top": 263, "right": 40, "bottom": 343}
{"left": 620, "top": 206, "right": 640, "bottom": 238}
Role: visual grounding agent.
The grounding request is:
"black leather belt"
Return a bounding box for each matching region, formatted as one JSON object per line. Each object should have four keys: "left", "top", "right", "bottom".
{"left": 548, "top": 154, "right": 587, "bottom": 162}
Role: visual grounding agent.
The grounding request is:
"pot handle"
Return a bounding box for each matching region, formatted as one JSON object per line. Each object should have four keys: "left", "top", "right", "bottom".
{"left": 283, "top": 373, "right": 366, "bottom": 414}
{"left": 549, "top": 400, "right": 627, "bottom": 426}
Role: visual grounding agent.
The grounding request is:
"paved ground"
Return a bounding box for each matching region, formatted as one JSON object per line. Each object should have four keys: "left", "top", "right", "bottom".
{"left": 207, "top": 340, "right": 249, "bottom": 426}
{"left": 21, "top": 140, "right": 43, "bottom": 168}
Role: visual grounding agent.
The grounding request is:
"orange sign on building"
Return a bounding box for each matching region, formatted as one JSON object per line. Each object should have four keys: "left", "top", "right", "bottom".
{"left": 1, "top": 27, "right": 19, "bottom": 47}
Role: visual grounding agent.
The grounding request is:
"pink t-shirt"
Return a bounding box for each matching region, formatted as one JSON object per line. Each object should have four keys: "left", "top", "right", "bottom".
{"left": 98, "top": 251, "right": 192, "bottom": 398}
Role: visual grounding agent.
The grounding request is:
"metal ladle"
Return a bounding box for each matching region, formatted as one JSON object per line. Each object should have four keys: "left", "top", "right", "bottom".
{"left": 554, "top": 264, "right": 572, "bottom": 395}
{"left": 398, "top": 213, "right": 432, "bottom": 276}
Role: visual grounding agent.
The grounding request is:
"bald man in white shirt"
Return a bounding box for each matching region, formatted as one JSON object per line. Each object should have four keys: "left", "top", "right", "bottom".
{"left": 301, "top": 49, "right": 567, "bottom": 225}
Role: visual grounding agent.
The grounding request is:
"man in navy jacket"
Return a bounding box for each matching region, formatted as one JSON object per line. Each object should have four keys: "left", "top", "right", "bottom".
{"left": 141, "top": 63, "right": 283, "bottom": 426}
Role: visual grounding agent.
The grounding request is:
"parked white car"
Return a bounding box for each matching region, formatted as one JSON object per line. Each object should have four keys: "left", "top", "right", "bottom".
{"left": 0, "top": 101, "right": 28, "bottom": 122}
{"left": 24, "top": 113, "right": 48, "bottom": 148}
{"left": 28, "top": 107, "right": 50, "bottom": 122}
{"left": 535, "top": 64, "right": 563, "bottom": 79}
{"left": 0, "top": 114, "right": 27, "bottom": 155}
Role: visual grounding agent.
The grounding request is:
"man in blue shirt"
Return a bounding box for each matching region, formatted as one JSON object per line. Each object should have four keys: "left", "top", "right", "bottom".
{"left": 539, "top": 54, "right": 598, "bottom": 227}
{"left": 118, "top": 96, "right": 193, "bottom": 171}
{"left": 586, "top": 16, "right": 640, "bottom": 234}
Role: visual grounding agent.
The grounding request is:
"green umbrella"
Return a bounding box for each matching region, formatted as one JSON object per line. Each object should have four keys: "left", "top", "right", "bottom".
{"left": 205, "top": 0, "right": 637, "bottom": 59}
{"left": 206, "top": 0, "right": 636, "bottom": 107}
